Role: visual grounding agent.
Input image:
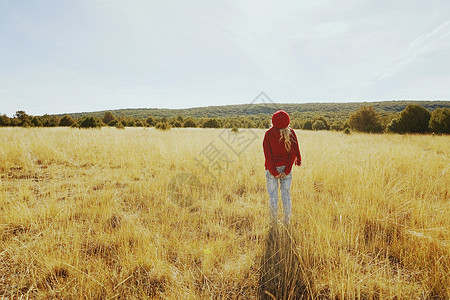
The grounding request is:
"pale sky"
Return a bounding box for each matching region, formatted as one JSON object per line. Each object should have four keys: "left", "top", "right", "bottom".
{"left": 1, "top": 0, "right": 449, "bottom": 116}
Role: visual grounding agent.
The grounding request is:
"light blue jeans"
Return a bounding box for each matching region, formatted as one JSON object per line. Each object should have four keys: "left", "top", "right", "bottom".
{"left": 265, "top": 166, "right": 292, "bottom": 224}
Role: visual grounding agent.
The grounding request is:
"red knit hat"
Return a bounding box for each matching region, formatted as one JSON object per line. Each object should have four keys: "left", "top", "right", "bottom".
{"left": 272, "top": 110, "right": 290, "bottom": 128}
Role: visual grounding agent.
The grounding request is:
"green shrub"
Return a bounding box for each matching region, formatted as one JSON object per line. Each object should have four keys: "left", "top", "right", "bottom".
{"left": 135, "top": 120, "right": 145, "bottom": 127}
{"left": 0, "top": 114, "right": 10, "bottom": 126}
{"left": 183, "top": 118, "right": 197, "bottom": 128}
{"left": 312, "top": 119, "right": 327, "bottom": 131}
{"left": 155, "top": 122, "right": 171, "bottom": 130}
{"left": 231, "top": 127, "right": 239, "bottom": 133}
{"left": 347, "top": 106, "right": 383, "bottom": 133}
{"left": 40, "top": 114, "right": 60, "bottom": 127}
{"left": 102, "top": 112, "right": 116, "bottom": 125}
{"left": 79, "top": 116, "right": 102, "bottom": 128}
{"left": 146, "top": 117, "right": 156, "bottom": 127}
{"left": 107, "top": 119, "right": 119, "bottom": 126}
{"left": 173, "top": 121, "right": 182, "bottom": 128}
{"left": 312, "top": 116, "right": 330, "bottom": 130}
{"left": 302, "top": 120, "right": 312, "bottom": 130}
{"left": 429, "top": 107, "right": 450, "bottom": 134}
{"left": 202, "top": 118, "right": 222, "bottom": 128}
{"left": 59, "top": 115, "right": 75, "bottom": 127}
{"left": 31, "top": 116, "right": 43, "bottom": 127}
{"left": 387, "top": 104, "right": 431, "bottom": 133}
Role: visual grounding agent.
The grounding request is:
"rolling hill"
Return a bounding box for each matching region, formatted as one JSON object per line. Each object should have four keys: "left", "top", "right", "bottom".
{"left": 61, "top": 101, "right": 449, "bottom": 120}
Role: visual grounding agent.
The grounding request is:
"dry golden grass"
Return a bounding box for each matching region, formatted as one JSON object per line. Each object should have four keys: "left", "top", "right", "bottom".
{"left": 0, "top": 127, "right": 448, "bottom": 299}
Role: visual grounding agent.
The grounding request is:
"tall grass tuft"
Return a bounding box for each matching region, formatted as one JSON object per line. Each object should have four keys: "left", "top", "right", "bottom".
{"left": 258, "top": 223, "right": 314, "bottom": 299}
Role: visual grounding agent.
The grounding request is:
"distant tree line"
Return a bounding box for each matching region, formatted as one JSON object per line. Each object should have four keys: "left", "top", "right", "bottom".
{"left": 1, "top": 104, "right": 449, "bottom": 134}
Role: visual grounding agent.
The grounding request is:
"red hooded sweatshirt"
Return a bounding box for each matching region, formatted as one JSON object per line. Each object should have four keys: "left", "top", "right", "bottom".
{"left": 263, "top": 127, "right": 301, "bottom": 176}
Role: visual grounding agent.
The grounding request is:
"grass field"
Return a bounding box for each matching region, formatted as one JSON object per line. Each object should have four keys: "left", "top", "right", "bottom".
{"left": 0, "top": 127, "right": 449, "bottom": 299}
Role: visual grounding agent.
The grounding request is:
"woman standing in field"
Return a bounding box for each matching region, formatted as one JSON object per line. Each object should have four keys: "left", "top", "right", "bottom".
{"left": 263, "top": 110, "right": 301, "bottom": 224}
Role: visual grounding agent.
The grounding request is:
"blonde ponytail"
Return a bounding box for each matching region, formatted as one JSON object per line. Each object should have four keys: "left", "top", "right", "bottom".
{"left": 279, "top": 128, "right": 292, "bottom": 152}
